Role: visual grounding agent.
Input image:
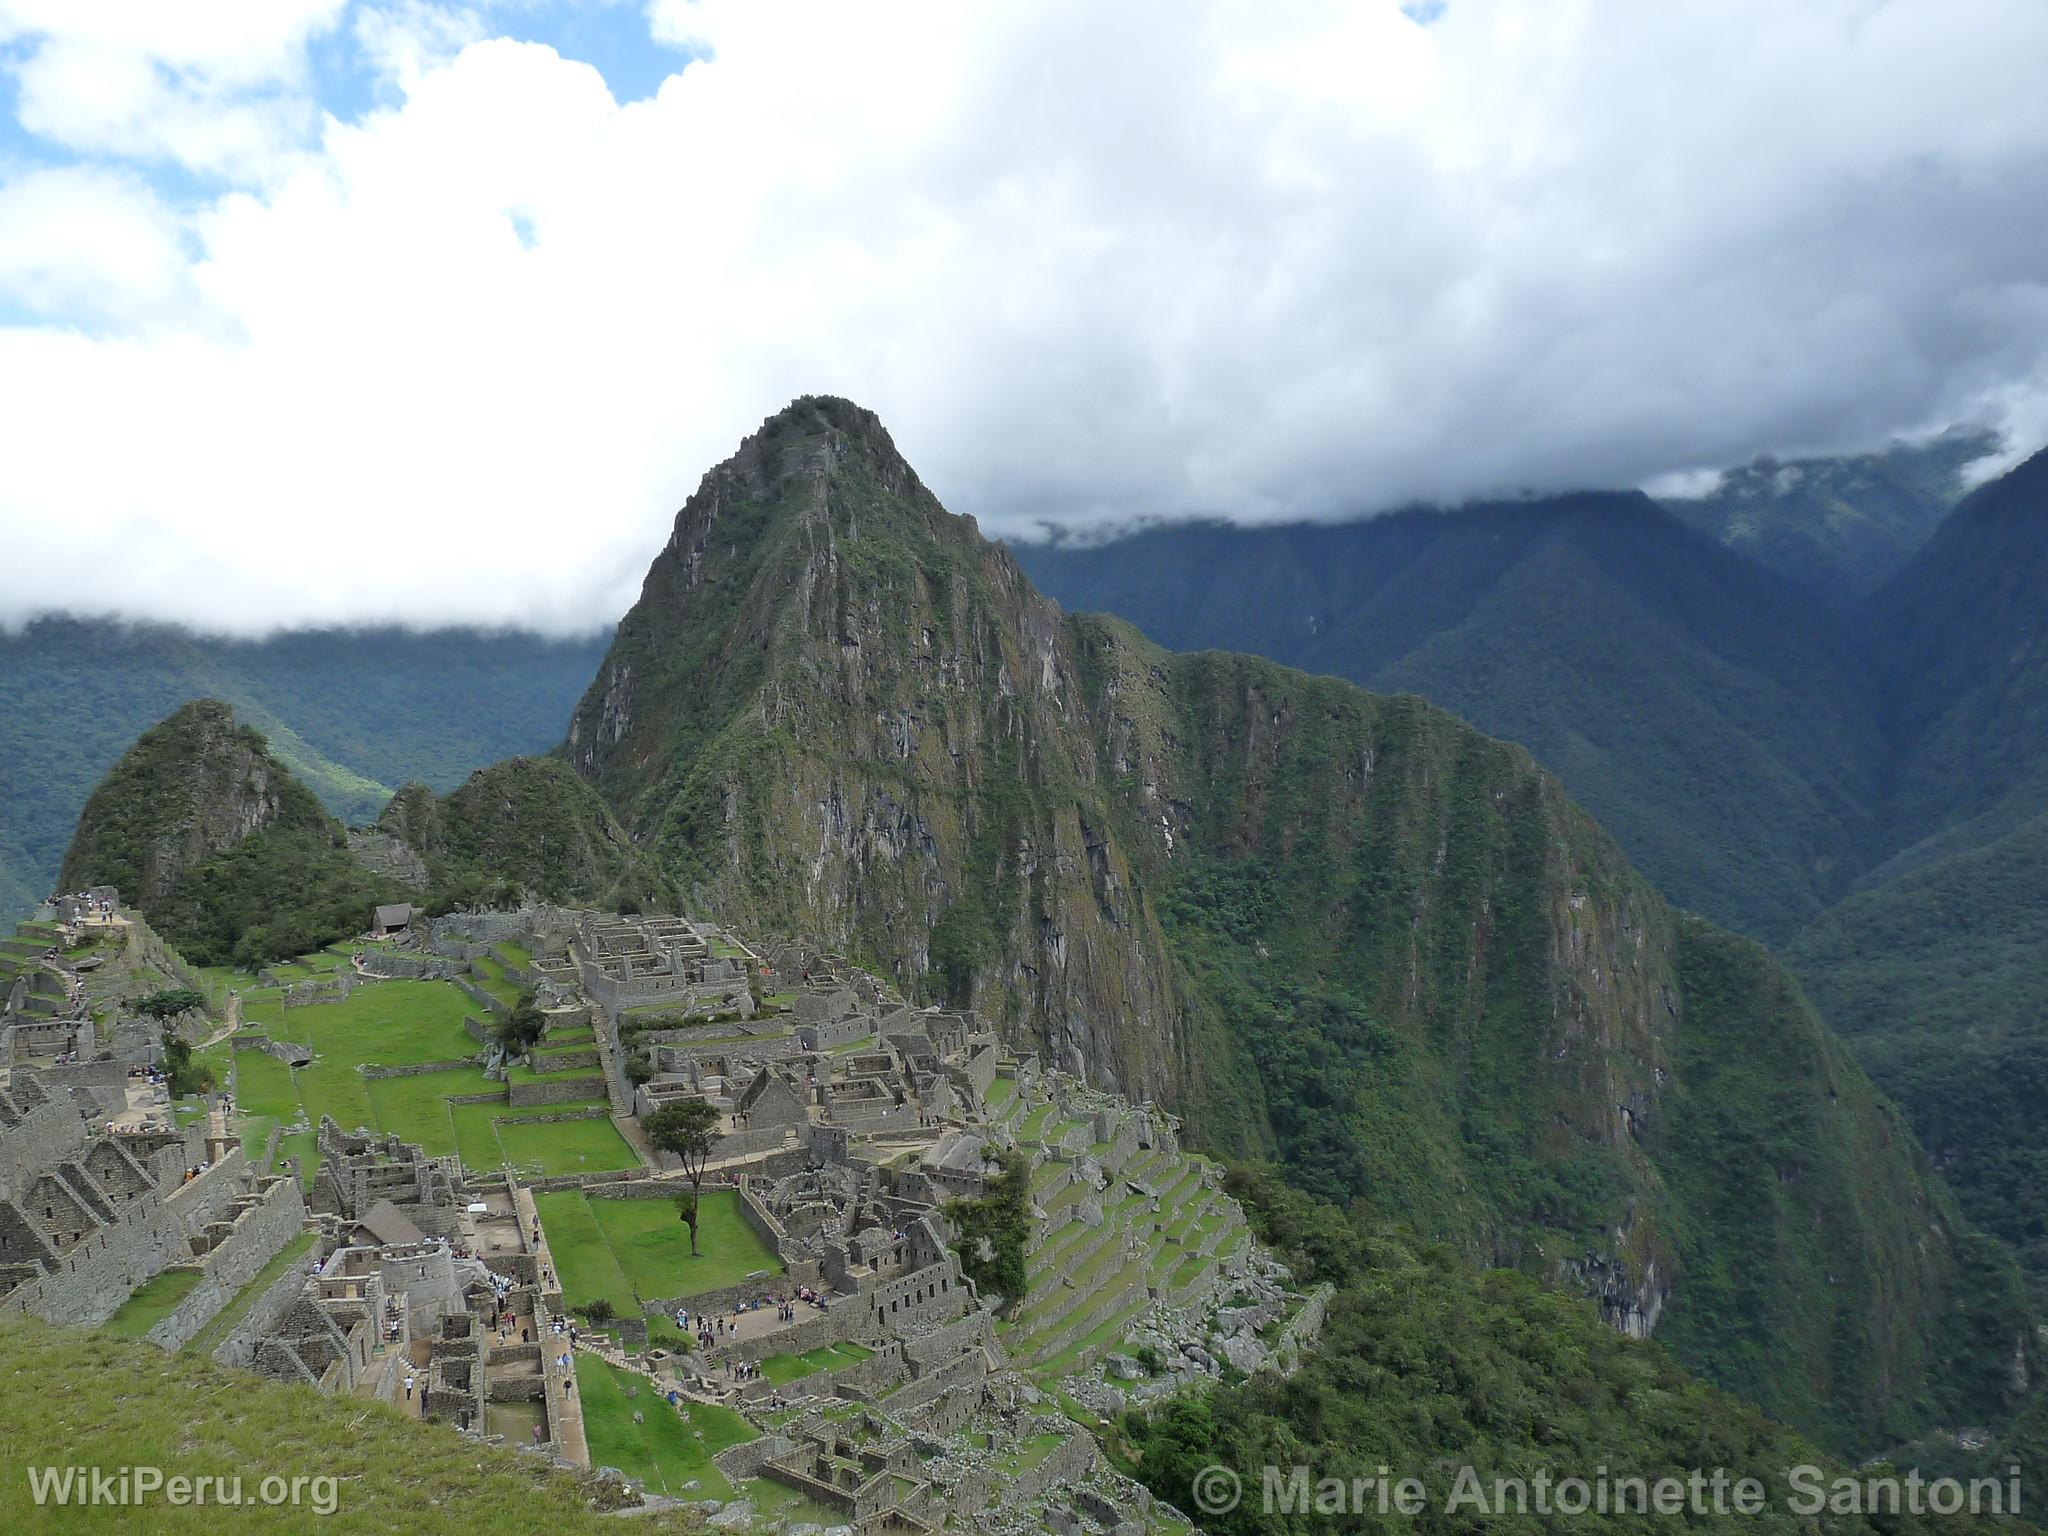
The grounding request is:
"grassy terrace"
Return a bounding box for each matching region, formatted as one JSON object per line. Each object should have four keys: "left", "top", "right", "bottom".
{"left": 183, "top": 1232, "right": 317, "bottom": 1358}
{"left": 224, "top": 976, "right": 636, "bottom": 1185}
{"left": 2, "top": 1315, "right": 705, "bottom": 1534}
{"left": 575, "top": 1356, "right": 751, "bottom": 1500}
{"left": 471, "top": 955, "right": 523, "bottom": 1006}
{"left": 102, "top": 1268, "right": 204, "bottom": 1339}
{"left": 757, "top": 1340, "right": 872, "bottom": 1385}
{"left": 536, "top": 1190, "right": 784, "bottom": 1318}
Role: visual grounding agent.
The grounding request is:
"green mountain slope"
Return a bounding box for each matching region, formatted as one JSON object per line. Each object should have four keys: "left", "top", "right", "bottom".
{"left": 1129, "top": 1170, "right": 2034, "bottom": 1536}
{"left": 0, "top": 619, "right": 610, "bottom": 924}
{"left": 1015, "top": 500, "right": 1886, "bottom": 943}
{"left": 1657, "top": 431, "right": 1991, "bottom": 609}
{"left": 1774, "top": 448, "right": 2048, "bottom": 1301}
{"left": 1866, "top": 445, "right": 2048, "bottom": 850}
{"left": 372, "top": 758, "right": 672, "bottom": 911}
{"left": 564, "top": 396, "right": 2033, "bottom": 1456}
{"left": 1787, "top": 808, "right": 2048, "bottom": 1297}
{"left": 1014, "top": 443, "right": 2048, "bottom": 1310}
{"left": 59, "top": 701, "right": 399, "bottom": 966}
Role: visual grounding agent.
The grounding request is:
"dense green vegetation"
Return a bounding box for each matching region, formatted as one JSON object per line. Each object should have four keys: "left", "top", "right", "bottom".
{"left": 945, "top": 1145, "right": 1031, "bottom": 1307}
{"left": 1017, "top": 494, "right": 1888, "bottom": 945}
{"left": 378, "top": 757, "right": 673, "bottom": 912}
{"left": 1788, "top": 810, "right": 2048, "bottom": 1301}
{"left": 0, "top": 620, "right": 608, "bottom": 926}
{"left": 56, "top": 700, "right": 401, "bottom": 965}
{"left": 59, "top": 701, "right": 670, "bottom": 962}
{"left": 1121, "top": 1171, "right": 2028, "bottom": 1536}
{"left": 1018, "top": 441, "right": 2048, "bottom": 1317}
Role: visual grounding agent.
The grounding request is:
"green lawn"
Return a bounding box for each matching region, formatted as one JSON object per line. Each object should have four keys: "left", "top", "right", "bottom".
{"left": 222, "top": 980, "right": 638, "bottom": 1186}
{"left": 533, "top": 1191, "right": 637, "bottom": 1318}
{"left": 495, "top": 1115, "right": 638, "bottom": 1177}
{"left": 756, "top": 1341, "right": 872, "bottom": 1385}
{"left": 986, "top": 1075, "right": 1016, "bottom": 1106}
{"left": 366, "top": 1068, "right": 500, "bottom": 1156}
{"left": 589, "top": 1192, "right": 783, "bottom": 1302}
{"left": 230, "top": 1048, "right": 298, "bottom": 1121}
{"left": 536, "top": 1190, "right": 782, "bottom": 1316}
{"left": 288, "top": 980, "right": 475, "bottom": 1063}
{"left": 573, "top": 1356, "right": 749, "bottom": 1500}
{"left": 471, "top": 956, "right": 523, "bottom": 1007}
{"left": 103, "top": 1268, "right": 204, "bottom": 1339}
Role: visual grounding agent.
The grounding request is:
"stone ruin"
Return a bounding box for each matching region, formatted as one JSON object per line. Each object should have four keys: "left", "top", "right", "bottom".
{"left": 0, "top": 896, "right": 1324, "bottom": 1535}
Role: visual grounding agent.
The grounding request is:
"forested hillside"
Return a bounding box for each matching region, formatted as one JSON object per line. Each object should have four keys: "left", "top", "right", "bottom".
{"left": 0, "top": 619, "right": 609, "bottom": 923}
{"left": 1016, "top": 497, "right": 1885, "bottom": 943}
{"left": 1657, "top": 430, "right": 1990, "bottom": 608}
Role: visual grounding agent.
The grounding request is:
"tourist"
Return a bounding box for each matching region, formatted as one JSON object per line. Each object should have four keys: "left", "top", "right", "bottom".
{"left": 404, "top": 1373, "right": 415, "bottom": 1400}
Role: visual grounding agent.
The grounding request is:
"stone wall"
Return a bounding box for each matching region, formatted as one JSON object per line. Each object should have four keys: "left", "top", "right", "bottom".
{"left": 507, "top": 1073, "right": 608, "bottom": 1108}
{"left": 0, "top": 1151, "right": 252, "bottom": 1328}
{"left": 360, "top": 951, "right": 466, "bottom": 982}
{"left": 214, "top": 1259, "right": 329, "bottom": 1368}
{"left": 361, "top": 1059, "right": 483, "bottom": 1081}
{"left": 146, "top": 1175, "right": 307, "bottom": 1351}
{"left": 455, "top": 976, "right": 508, "bottom": 1020}
{"left": 0, "top": 1082, "right": 88, "bottom": 1202}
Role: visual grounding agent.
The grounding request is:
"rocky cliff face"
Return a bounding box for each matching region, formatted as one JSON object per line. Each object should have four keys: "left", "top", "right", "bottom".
{"left": 565, "top": 397, "right": 2032, "bottom": 1455}
{"left": 565, "top": 398, "right": 1186, "bottom": 1097}
{"left": 59, "top": 699, "right": 320, "bottom": 905}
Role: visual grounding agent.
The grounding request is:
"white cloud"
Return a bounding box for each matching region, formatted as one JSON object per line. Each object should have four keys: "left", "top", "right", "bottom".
{"left": 0, "top": 0, "right": 346, "bottom": 178}
{"left": 0, "top": 166, "right": 195, "bottom": 326}
{"left": 2, "top": 0, "right": 2048, "bottom": 634}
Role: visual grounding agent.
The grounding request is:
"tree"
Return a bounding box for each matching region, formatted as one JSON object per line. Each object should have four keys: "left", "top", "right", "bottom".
{"left": 644, "top": 1098, "right": 722, "bottom": 1256}
{"left": 945, "top": 1146, "right": 1030, "bottom": 1308}
{"left": 136, "top": 987, "right": 206, "bottom": 1019}
{"left": 492, "top": 989, "right": 546, "bottom": 1061}
{"left": 160, "top": 1032, "right": 214, "bottom": 1096}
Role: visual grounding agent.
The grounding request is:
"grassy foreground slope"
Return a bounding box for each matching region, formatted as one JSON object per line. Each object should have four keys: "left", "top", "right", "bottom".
{"left": 0, "top": 1318, "right": 691, "bottom": 1534}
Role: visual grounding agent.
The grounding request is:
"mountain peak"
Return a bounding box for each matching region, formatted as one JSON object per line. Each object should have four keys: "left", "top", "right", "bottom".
{"left": 59, "top": 696, "right": 335, "bottom": 912}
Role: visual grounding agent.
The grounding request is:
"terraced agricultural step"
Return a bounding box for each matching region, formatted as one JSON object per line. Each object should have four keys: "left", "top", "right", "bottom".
{"left": 1019, "top": 1254, "right": 1149, "bottom": 1365}
{"left": 1025, "top": 1265, "right": 1151, "bottom": 1370}
{"left": 1168, "top": 1253, "right": 1218, "bottom": 1306}
{"left": 1023, "top": 1220, "right": 1125, "bottom": 1314}
{"left": 1034, "top": 1295, "right": 1155, "bottom": 1380}
{"left": 1015, "top": 1234, "right": 1141, "bottom": 1346}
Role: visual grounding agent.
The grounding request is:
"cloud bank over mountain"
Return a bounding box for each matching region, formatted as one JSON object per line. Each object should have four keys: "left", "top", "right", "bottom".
{"left": 3, "top": 0, "right": 2047, "bottom": 634}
